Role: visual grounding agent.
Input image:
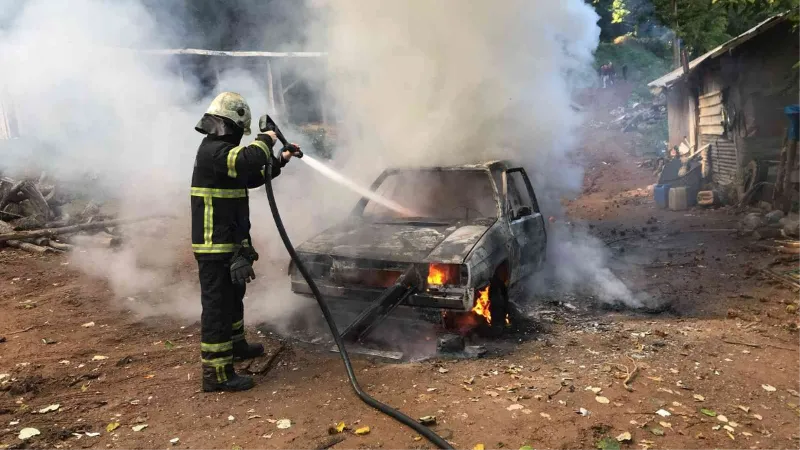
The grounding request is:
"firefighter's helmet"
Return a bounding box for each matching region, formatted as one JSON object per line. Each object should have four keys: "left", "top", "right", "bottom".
{"left": 204, "top": 92, "right": 251, "bottom": 135}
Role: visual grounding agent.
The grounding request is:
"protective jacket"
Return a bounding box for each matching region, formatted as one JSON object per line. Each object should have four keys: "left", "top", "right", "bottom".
{"left": 190, "top": 114, "right": 286, "bottom": 260}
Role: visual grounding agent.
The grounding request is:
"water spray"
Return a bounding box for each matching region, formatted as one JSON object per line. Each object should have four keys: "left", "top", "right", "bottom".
{"left": 257, "top": 115, "right": 453, "bottom": 450}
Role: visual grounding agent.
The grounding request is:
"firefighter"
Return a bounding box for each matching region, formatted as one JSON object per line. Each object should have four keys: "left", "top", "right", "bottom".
{"left": 191, "top": 92, "right": 298, "bottom": 392}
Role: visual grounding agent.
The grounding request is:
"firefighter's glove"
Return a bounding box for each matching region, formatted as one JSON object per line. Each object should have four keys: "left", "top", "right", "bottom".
{"left": 256, "top": 131, "right": 277, "bottom": 149}
{"left": 280, "top": 143, "right": 301, "bottom": 163}
{"left": 230, "top": 255, "right": 256, "bottom": 285}
{"left": 240, "top": 245, "right": 259, "bottom": 263}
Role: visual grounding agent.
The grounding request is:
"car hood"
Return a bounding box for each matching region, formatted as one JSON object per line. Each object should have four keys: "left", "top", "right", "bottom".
{"left": 296, "top": 217, "right": 496, "bottom": 264}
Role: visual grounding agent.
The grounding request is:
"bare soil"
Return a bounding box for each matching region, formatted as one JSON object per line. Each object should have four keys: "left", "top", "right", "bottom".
{"left": 2, "top": 90, "right": 799, "bottom": 449}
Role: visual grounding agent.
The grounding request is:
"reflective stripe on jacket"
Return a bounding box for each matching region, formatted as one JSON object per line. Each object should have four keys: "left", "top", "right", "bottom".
{"left": 190, "top": 134, "right": 284, "bottom": 259}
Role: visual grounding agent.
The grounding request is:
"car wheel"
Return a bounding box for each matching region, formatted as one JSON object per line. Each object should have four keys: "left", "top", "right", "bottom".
{"left": 488, "top": 274, "right": 509, "bottom": 336}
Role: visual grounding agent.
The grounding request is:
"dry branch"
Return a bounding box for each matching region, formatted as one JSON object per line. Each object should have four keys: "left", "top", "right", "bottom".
{"left": 721, "top": 339, "right": 761, "bottom": 348}
{"left": 0, "top": 215, "right": 168, "bottom": 244}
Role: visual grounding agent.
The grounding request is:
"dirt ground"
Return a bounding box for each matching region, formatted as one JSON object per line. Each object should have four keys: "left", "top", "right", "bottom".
{"left": 2, "top": 91, "right": 800, "bottom": 449}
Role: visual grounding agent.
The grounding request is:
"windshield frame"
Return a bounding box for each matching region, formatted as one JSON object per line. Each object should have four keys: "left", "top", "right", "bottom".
{"left": 351, "top": 167, "right": 503, "bottom": 221}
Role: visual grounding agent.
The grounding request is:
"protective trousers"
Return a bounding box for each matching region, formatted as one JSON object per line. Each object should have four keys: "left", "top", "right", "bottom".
{"left": 198, "top": 259, "right": 246, "bottom": 383}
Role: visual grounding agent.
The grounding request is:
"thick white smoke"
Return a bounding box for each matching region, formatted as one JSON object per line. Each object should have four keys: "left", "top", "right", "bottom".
{"left": 308, "top": 1, "right": 638, "bottom": 306}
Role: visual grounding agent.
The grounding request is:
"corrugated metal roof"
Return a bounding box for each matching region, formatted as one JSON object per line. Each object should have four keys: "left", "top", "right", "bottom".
{"left": 648, "top": 13, "right": 789, "bottom": 89}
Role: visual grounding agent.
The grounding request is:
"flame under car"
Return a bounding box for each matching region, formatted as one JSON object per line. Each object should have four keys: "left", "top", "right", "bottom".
{"left": 289, "top": 161, "right": 547, "bottom": 331}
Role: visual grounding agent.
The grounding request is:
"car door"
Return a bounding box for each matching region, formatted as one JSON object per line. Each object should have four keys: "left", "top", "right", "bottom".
{"left": 503, "top": 168, "right": 546, "bottom": 279}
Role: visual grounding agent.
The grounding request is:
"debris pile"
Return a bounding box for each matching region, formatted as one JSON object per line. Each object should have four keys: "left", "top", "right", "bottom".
{"left": 610, "top": 99, "right": 667, "bottom": 134}
{"left": 0, "top": 172, "right": 150, "bottom": 254}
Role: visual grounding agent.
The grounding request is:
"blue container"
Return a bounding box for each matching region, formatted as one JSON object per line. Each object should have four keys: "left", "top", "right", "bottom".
{"left": 654, "top": 184, "right": 670, "bottom": 209}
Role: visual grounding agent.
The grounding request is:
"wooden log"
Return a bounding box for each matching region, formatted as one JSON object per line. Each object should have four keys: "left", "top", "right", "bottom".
{"left": 48, "top": 241, "right": 74, "bottom": 251}
{"left": 19, "top": 181, "right": 51, "bottom": 221}
{"left": 0, "top": 179, "right": 25, "bottom": 211}
{"left": 6, "top": 239, "right": 52, "bottom": 254}
{"left": 753, "top": 228, "right": 785, "bottom": 240}
{"left": 0, "top": 215, "right": 168, "bottom": 243}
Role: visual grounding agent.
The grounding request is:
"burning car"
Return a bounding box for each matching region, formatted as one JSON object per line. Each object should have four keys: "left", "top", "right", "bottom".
{"left": 289, "top": 160, "right": 546, "bottom": 334}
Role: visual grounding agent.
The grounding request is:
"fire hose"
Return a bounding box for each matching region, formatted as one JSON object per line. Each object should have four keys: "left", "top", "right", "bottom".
{"left": 260, "top": 115, "right": 453, "bottom": 450}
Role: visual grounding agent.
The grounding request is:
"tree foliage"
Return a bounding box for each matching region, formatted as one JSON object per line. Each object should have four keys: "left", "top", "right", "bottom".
{"left": 590, "top": 0, "right": 796, "bottom": 55}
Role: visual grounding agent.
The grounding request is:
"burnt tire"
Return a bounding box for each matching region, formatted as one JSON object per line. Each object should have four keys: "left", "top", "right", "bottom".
{"left": 488, "top": 274, "right": 509, "bottom": 336}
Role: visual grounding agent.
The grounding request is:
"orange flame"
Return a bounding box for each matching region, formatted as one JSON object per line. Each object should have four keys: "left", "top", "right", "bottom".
{"left": 472, "top": 286, "right": 492, "bottom": 324}
{"left": 427, "top": 264, "right": 447, "bottom": 285}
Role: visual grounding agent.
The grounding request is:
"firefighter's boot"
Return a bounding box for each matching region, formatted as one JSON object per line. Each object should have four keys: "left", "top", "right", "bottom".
{"left": 233, "top": 341, "right": 265, "bottom": 360}
{"left": 202, "top": 366, "right": 254, "bottom": 392}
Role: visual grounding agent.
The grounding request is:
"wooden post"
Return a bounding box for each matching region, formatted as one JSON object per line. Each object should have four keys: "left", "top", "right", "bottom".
{"left": 774, "top": 130, "right": 788, "bottom": 205}
{"left": 319, "top": 79, "right": 328, "bottom": 126}
{"left": 266, "top": 59, "right": 276, "bottom": 114}
{"left": 784, "top": 138, "right": 798, "bottom": 214}
{"left": 275, "top": 62, "right": 288, "bottom": 121}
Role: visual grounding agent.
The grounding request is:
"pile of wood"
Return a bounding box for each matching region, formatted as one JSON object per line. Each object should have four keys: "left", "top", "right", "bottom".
{"left": 0, "top": 173, "right": 163, "bottom": 254}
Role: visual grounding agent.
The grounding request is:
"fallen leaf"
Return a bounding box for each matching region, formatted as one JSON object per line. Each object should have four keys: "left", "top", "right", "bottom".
{"left": 737, "top": 405, "right": 750, "bottom": 413}
{"left": 655, "top": 409, "right": 671, "bottom": 417}
{"left": 335, "top": 422, "right": 346, "bottom": 433}
{"left": 473, "top": 444, "right": 485, "bottom": 450}
{"left": 91, "top": 355, "right": 108, "bottom": 361}
{"left": 650, "top": 426, "right": 664, "bottom": 436}
{"left": 106, "top": 422, "right": 120, "bottom": 432}
{"left": 752, "top": 413, "right": 762, "bottom": 420}
{"left": 355, "top": 426, "right": 370, "bottom": 435}
{"left": 728, "top": 421, "right": 738, "bottom": 428}
{"left": 716, "top": 415, "right": 728, "bottom": 423}
{"left": 464, "top": 377, "right": 475, "bottom": 385}
{"left": 788, "top": 389, "right": 799, "bottom": 397}
{"left": 248, "top": 415, "right": 261, "bottom": 420}
{"left": 741, "top": 432, "right": 753, "bottom": 437}
{"left": 427, "top": 388, "right": 438, "bottom": 392}
{"left": 438, "top": 367, "right": 449, "bottom": 374}
{"left": 700, "top": 408, "right": 717, "bottom": 417}
{"left": 712, "top": 425, "right": 721, "bottom": 431}
{"left": 81, "top": 322, "right": 95, "bottom": 328}
{"left": 695, "top": 432, "right": 705, "bottom": 439}
{"left": 723, "top": 425, "right": 734, "bottom": 433}
{"left": 585, "top": 386, "right": 602, "bottom": 394}
{"left": 761, "top": 384, "right": 777, "bottom": 392}
{"left": 659, "top": 421, "right": 672, "bottom": 429}
{"left": 507, "top": 404, "right": 524, "bottom": 411}
{"left": 596, "top": 396, "right": 610, "bottom": 404}
{"left": 519, "top": 446, "right": 533, "bottom": 450}
{"left": 485, "top": 391, "right": 499, "bottom": 397}
{"left": 616, "top": 432, "right": 631, "bottom": 442}
{"left": 85, "top": 432, "right": 100, "bottom": 437}
{"left": 131, "top": 424, "right": 148, "bottom": 432}
{"left": 646, "top": 376, "right": 663, "bottom": 382}
{"left": 693, "top": 394, "right": 705, "bottom": 402}
{"left": 170, "top": 437, "right": 180, "bottom": 445}
{"left": 596, "top": 436, "right": 621, "bottom": 450}
{"left": 540, "top": 412, "right": 551, "bottom": 420}
{"left": 276, "top": 419, "right": 291, "bottom": 429}
{"left": 726, "top": 431, "right": 735, "bottom": 440}
{"left": 18, "top": 427, "right": 40, "bottom": 440}
{"left": 266, "top": 419, "right": 277, "bottom": 424}
{"left": 37, "top": 403, "right": 60, "bottom": 413}
{"left": 522, "top": 409, "right": 532, "bottom": 415}
{"left": 419, "top": 416, "right": 436, "bottom": 425}
{"left": 164, "top": 340, "right": 175, "bottom": 350}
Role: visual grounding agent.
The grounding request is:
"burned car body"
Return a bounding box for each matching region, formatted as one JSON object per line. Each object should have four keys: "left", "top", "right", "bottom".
{"left": 289, "top": 161, "right": 546, "bottom": 326}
